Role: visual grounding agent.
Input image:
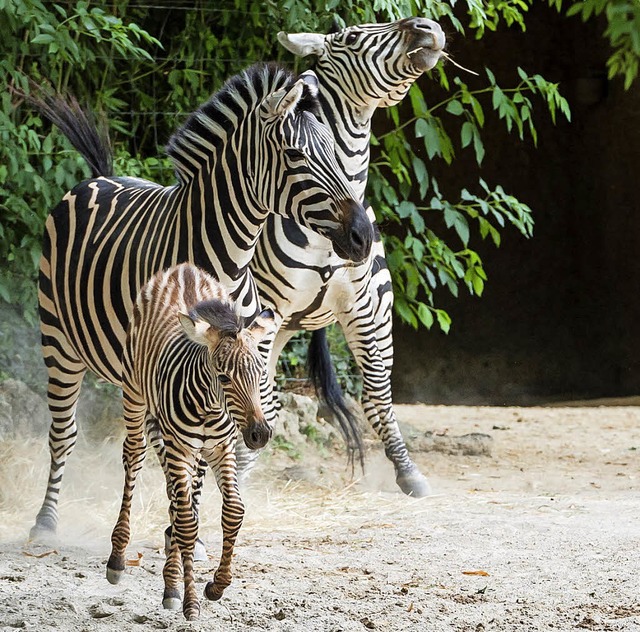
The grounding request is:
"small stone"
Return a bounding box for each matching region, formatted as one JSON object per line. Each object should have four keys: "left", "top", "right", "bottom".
{"left": 88, "top": 603, "right": 114, "bottom": 619}
{"left": 360, "top": 617, "right": 376, "bottom": 629}
{"left": 274, "top": 609, "right": 286, "bottom": 621}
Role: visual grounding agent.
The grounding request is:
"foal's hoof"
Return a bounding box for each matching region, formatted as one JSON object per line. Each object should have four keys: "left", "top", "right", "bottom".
{"left": 162, "top": 597, "right": 182, "bottom": 610}
{"left": 396, "top": 469, "right": 432, "bottom": 497}
{"left": 184, "top": 603, "right": 201, "bottom": 621}
{"left": 105, "top": 566, "right": 123, "bottom": 585}
{"left": 204, "top": 581, "right": 225, "bottom": 602}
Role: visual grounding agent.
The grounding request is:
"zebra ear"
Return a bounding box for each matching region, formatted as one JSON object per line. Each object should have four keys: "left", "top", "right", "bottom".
{"left": 299, "top": 70, "right": 319, "bottom": 99}
{"left": 277, "top": 31, "right": 326, "bottom": 58}
{"left": 178, "top": 312, "right": 219, "bottom": 348}
{"left": 266, "top": 80, "right": 305, "bottom": 118}
{"left": 246, "top": 308, "right": 277, "bottom": 343}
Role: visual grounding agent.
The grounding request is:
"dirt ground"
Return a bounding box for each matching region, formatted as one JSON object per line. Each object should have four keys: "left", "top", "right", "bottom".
{"left": 1, "top": 403, "right": 639, "bottom": 632}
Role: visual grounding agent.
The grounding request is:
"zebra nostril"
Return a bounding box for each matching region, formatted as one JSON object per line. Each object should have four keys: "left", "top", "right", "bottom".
{"left": 243, "top": 422, "right": 270, "bottom": 450}
{"left": 350, "top": 228, "right": 364, "bottom": 250}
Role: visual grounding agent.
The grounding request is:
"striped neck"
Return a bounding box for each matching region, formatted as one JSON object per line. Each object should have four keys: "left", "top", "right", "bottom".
{"left": 314, "top": 70, "right": 378, "bottom": 204}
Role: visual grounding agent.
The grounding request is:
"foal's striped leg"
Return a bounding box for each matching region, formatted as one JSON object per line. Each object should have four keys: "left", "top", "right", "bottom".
{"left": 147, "top": 417, "right": 209, "bottom": 562}
{"left": 106, "top": 386, "right": 147, "bottom": 584}
{"left": 203, "top": 440, "right": 243, "bottom": 602}
{"left": 162, "top": 446, "right": 200, "bottom": 620}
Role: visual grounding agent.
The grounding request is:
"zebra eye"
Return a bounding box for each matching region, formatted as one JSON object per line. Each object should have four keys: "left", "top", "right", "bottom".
{"left": 218, "top": 374, "right": 231, "bottom": 384}
{"left": 345, "top": 31, "right": 359, "bottom": 45}
{"left": 284, "top": 148, "right": 306, "bottom": 161}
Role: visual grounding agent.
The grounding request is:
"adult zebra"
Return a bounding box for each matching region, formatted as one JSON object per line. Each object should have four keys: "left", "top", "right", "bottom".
{"left": 248, "top": 19, "right": 446, "bottom": 496}
{"left": 109, "top": 264, "right": 275, "bottom": 620}
{"left": 31, "top": 63, "right": 372, "bottom": 540}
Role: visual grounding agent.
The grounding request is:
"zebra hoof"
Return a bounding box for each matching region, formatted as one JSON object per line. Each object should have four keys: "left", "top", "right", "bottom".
{"left": 396, "top": 469, "right": 432, "bottom": 498}
{"left": 162, "top": 597, "right": 182, "bottom": 610}
{"left": 204, "top": 581, "right": 224, "bottom": 601}
{"left": 164, "top": 526, "right": 207, "bottom": 562}
{"left": 29, "top": 517, "right": 58, "bottom": 544}
{"left": 105, "top": 566, "right": 123, "bottom": 585}
{"left": 28, "top": 525, "right": 58, "bottom": 545}
{"left": 184, "top": 603, "right": 201, "bottom": 621}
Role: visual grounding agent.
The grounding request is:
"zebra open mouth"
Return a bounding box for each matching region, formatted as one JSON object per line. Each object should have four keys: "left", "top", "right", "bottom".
{"left": 406, "top": 43, "right": 444, "bottom": 72}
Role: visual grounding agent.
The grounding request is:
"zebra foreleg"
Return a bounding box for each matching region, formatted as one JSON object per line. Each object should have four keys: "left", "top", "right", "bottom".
{"left": 31, "top": 345, "right": 87, "bottom": 541}
{"left": 148, "top": 418, "right": 208, "bottom": 562}
{"left": 106, "top": 423, "right": 147, "bottom": 584}
{"left": 203, "top": 441, "right": 243, "bottom": 602}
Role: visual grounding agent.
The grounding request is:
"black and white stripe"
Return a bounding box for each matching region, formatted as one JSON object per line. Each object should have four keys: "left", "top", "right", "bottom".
{"left": 30, "top": 62, "right": 371, "bottom": 538}
{"left": 106, "top": 263, "right": 274, "bottom": 620}
{"left": 247, "top": 19, "right": 446, "bottom": 496}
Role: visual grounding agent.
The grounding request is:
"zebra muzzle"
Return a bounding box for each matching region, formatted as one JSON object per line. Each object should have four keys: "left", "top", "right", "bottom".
{"left": 242, "top": 419, "right": 272, "bottom": 450}
{"left": 332, "top": 199, "right": 373, "bottom": 263}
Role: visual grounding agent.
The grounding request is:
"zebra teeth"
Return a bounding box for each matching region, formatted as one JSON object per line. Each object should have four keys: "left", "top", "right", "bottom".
{"left": 407, "top": 47, "right": 424, "bottom": 57}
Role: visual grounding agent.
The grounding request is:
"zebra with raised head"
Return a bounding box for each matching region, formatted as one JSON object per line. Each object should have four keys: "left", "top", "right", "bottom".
{"left": 31, "top": 62, "right": 372, "bottom": 540}
{"left": 107, "top": 263, "right": 274, "bottom": 621}
{"left": 247, "top": 18, "right": 446, "bottom": 496}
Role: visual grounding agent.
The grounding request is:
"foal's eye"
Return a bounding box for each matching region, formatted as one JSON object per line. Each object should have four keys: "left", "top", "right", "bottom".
{"left": 284, "top": 148, "right": 306, "bottom": 161}
{"left": 345, "top": 31, "right": 359, "bottom": 45}
{"left": 218, "top": 374, "right": 231, "bottom": 384}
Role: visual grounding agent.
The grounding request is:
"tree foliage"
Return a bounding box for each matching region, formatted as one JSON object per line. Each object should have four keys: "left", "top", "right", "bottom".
{"left": 0, "top": 0, "right": 637, "bottom": 334}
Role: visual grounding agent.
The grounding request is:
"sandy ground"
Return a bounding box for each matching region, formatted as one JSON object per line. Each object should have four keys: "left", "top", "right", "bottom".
{"left": 1, "top": 403, "right": 639, "bottom": 631}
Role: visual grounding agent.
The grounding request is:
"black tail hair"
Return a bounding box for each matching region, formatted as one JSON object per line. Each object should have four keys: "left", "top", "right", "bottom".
{"left": 307, "top": 328, "right": 364, "bottom": 471}
{"left": 26, "top": 82, "right": 113, "bottom": 178}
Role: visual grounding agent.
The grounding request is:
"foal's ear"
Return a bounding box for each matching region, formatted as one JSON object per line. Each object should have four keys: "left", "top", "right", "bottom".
{"left": 246, "top": 308, "right": 277, "bottom": 343}
{"left": 178, "top": 312, "right": 220, "bottom": 348}
{"left": 277, "top": 31, "right": 326, "bottom": 58}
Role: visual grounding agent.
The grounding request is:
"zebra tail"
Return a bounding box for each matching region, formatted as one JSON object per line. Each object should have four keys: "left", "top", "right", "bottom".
{"left": 26, "top": 81, "right": 113, "bottom": 179}
{"left": 307, "top": 328, "right": 365, "bottom": 472}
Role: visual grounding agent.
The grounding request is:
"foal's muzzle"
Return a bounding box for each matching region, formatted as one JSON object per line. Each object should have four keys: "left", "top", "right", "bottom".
{"left": 242, "top": 418, "right": 272, "bottom": 450}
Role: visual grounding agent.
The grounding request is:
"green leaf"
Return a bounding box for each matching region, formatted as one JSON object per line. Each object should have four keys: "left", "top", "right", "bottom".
{"left": 31, "top": 34, "right": 56, "bottom": 45}
{"left": 461, "top": 121, "right": 473, "bottom": 148}
{"left": 436, "top": 309, "right": 451, "bottom": 334}
{"left": 446, "top": 99, "right": 464, "bottom": 116}
{"left": 417, "top": 303, "right": 434, "bottom": 328}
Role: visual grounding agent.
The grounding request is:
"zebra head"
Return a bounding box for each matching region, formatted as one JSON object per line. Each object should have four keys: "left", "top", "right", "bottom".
{"left": 256, "top": 70, "right": 373, "bottom": 262}
{"left": 179, "top": 304, "right": 276, "bottom": 450}
{"left": 277, "top": 17, "right": 446, "bottom": 110}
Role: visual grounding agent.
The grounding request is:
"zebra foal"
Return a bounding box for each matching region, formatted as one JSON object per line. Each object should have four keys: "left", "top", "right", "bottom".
{"left": 107, "top": 263, "right": 274, "bottom": 621}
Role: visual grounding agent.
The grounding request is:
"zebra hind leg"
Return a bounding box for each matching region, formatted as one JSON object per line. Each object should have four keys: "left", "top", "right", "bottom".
{"left": 361, "top": 393, "right": 432, "bottom": 498}
{"left": 30, "top": 344, "right": 87, "bottom": 541}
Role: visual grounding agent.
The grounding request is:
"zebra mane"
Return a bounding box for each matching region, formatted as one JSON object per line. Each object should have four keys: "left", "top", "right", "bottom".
{"left": 189, "top": 299, "right": 242, "bottom": 337}
{"left": 166, "top": 62, "right": 319, "bottom": 181}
